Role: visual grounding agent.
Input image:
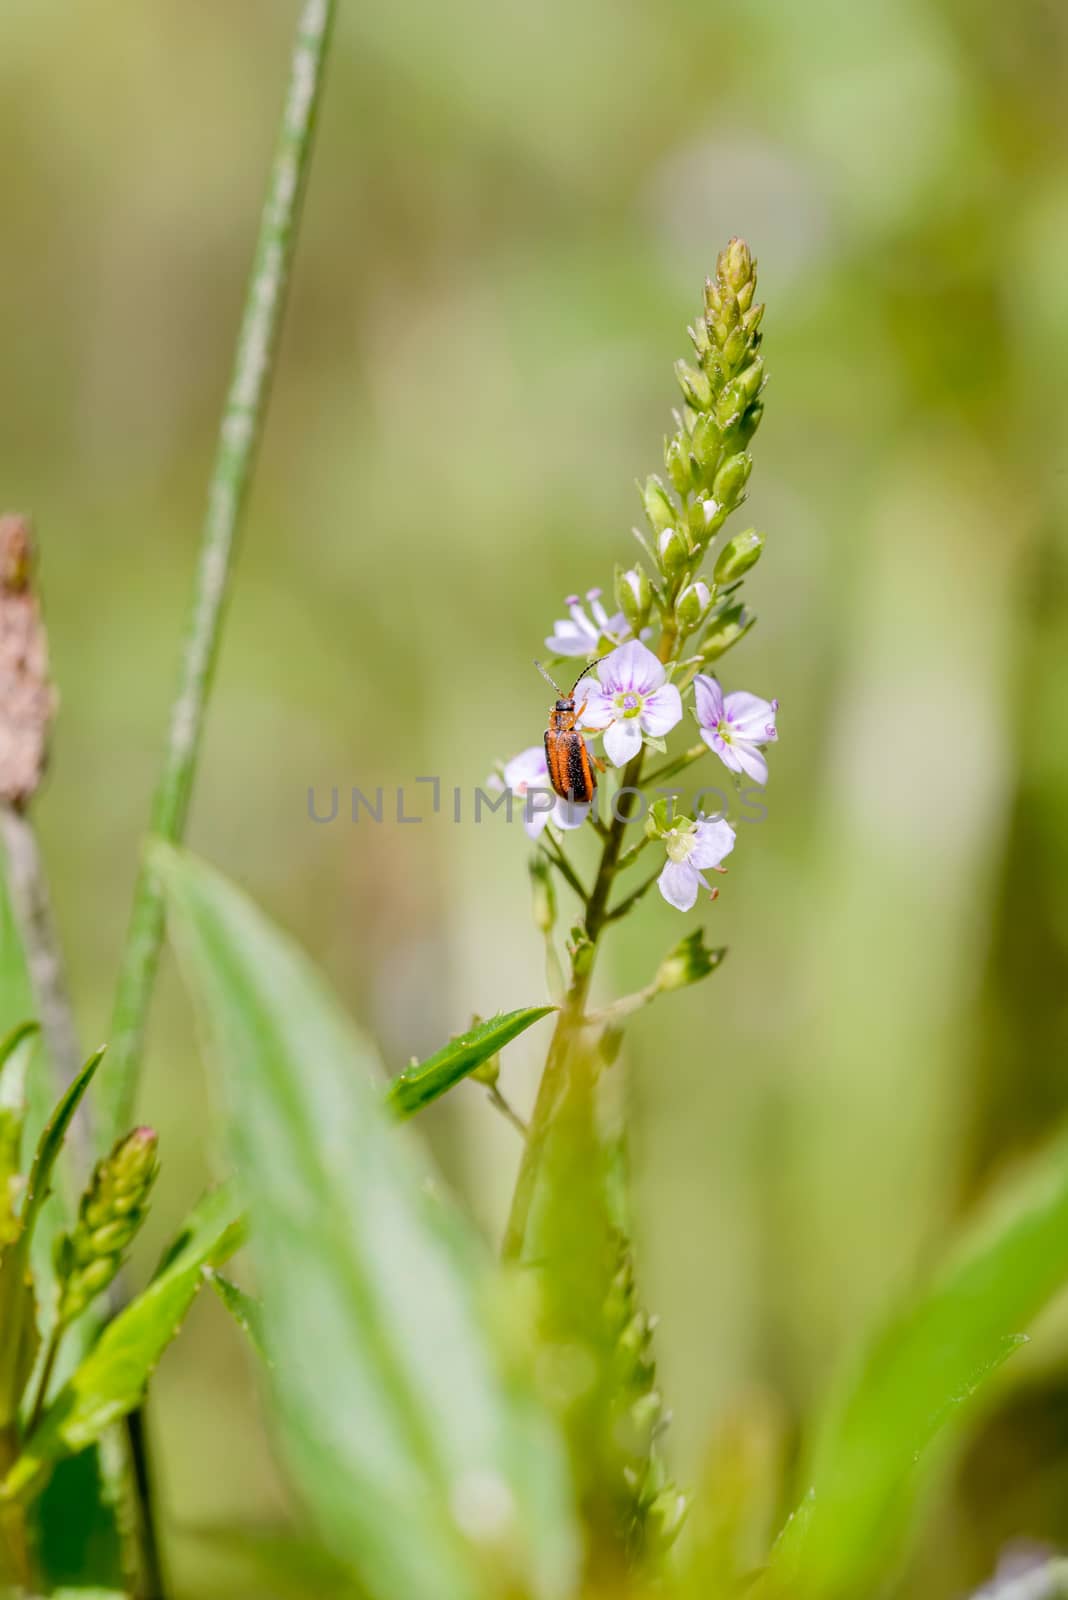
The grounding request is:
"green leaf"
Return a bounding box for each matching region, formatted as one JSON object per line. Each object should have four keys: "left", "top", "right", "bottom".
{"left": 19, "top": 1047, "right": 104, "bottom": 1247}
{"left": 3, "top": 1183, "right": 244, "bottom": 1501}
{"left": 385, "top": 1007, "right": 554, "bottom": 1119}
{"left": 205, "top": 1268, "right": 269, "bottom": 1365}
{"left": 768, "top": 1127, "right": 1068, "bottom": 1598}
{"left": 152, "top": 841, "right": 579, "bottom": 1600}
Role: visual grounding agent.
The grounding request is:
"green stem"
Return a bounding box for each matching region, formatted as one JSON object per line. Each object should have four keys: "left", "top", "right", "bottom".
{"left": 26, "top": 1323, "right": 63, "bottom": 1438}
{"left": 99, "top": 0, "right": 337, "bottom": 1147}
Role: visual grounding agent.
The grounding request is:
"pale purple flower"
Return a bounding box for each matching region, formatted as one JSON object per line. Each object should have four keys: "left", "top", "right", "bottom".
{"left": 545, "top": 587, "right": 631, "bottom": 658}
{"left": 490, "top": 746, "right": 590, "bottom": 839}
{"left": 578, "top": 640, "right": 683, "bottom": 767}
{"left": 657, "top": 815, "right": 736, "bottom": 911}
{"left": 694, "top": 674, "right": 778, "bottom": 787}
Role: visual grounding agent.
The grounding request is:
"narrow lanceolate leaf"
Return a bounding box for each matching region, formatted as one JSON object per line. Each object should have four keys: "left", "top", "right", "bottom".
{"left": 152, "top": 842, "right": 579, "bottom": 1600}
{"left": 19, "top": 1047, "right": 105, "bottom": 1245}
{"left": 767, "top": 1127, "right": 1068, "bottom": 1599}
{"left": 385, "top": 1007, "right": 554, "bottom": 1119}
{"left": 3, "top": 1183, "right": 243, "bottom": 1501}
{"left": 205, "top": 1269, "right": 269, "bottom": 1365}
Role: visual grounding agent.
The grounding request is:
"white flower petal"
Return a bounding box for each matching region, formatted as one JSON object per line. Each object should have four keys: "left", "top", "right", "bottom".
{"left": 702, "top": 729, "right": 743, "bottom": 774}
{"left": 545, "top": 621, "right": 595, "bottom": 657}
{"left": 503, "top": 745, "right": 549, "bottom": 790}
{"left": 724, "top": 691, "right": 778, "bottom": 744}
{"left": 522, "top": 788, "right": 556, "bottom": 838}
{"left": 693, "top": 674, "right": 725, "bottom": 729}
{"left": 553, "top": 796, "right": 591, "bottom": 831}
{"left": 733, "top": 741, "right": 769, "bottom": 786}
{"left": 690, "top": 816, "right": 736, "bottom": 868}
{"left": 603, "top": 717, "right": 643, "bottom": 767}
{"left": 575, "top": 683, "right": 614, "bottom": 730}
{"left": 658, "top": 860, "right": 699, "bottom": 911}
{"left": 598, "top": 639, "right": 664, "bottom": 696}
{"left": 639, "top": 682, "right": 683, "bottom": 737}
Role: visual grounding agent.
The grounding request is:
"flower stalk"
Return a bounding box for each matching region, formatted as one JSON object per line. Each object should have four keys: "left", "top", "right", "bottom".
{"left": 501, "top": 239, "right": 773, "bottom": 1266}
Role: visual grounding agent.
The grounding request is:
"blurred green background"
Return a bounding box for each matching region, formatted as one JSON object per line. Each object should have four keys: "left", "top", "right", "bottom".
{"left": 1, "top": 0, "right": 1067, "bottom": 1594}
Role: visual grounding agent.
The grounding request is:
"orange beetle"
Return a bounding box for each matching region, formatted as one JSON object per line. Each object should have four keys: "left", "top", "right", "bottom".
{"left": 535, "top": 660, "right": 605, "bottom": 803}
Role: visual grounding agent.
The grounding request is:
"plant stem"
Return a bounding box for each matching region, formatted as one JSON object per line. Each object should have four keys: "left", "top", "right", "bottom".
{"left": 26, "top": 1323, "right": 62, "bottom": 1438}
{"left": 98, "top": 0, "right": 338, "bottom": 1149}
{"left": 0, "top": 804, "right": 90, "bottom": 1170}
{"left": 486, "top": 1085, "right": 529, "bottom": 1138}
{"left": 502, "top": 746, "right": 644, "bottom": 1260}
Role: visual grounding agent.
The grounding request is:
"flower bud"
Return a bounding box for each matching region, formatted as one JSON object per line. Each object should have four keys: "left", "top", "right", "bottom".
{"left": 735, "top": 399, "right": 764, "bottom": 448}
{"left": 712, "top": 451, "right": 753, "bottom": 508}
{"left": 713, "top": 528, "right": 764, "bottom": 585}
{"left": 656, "top": 929, "right": 725, "bottom": 993}
{"left": 528, "top": 853, "right": 556, "bottom": 935}
{"left": 689, "top": 412, "right": 721, "bottom": 477}
{"left": 644, "top": 797, "right": 681, "bottom": 840}
{"left": 737, "top": 357, "right": 765, "bottom": 402}
{"left": 641, "top": 474, "right": 676, "bottom": 534}
{"left": 55, "top": 1127, "right": 159, "bottom": 1325}
{"left": 656, "top": 525, "right": 688, "bottom": 580}
{"left": 721, "top": 236, "right": 754, "bottom": 294}
{"left": 614, "top": 563, "right": 652, "bottom": 632}
{"left": 700, "top": 601, "right": 755, "bottom": 661}
{"left": 663, "top": 434, "right": 694, "bottom": 496}
{"left": 675, "top": 580, "right": 711, "bottom": 631}
{"left": 673, "top": 360, "right": 712, "bottom": 411}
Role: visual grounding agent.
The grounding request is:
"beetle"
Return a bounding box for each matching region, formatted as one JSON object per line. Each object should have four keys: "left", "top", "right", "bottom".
{"left": 534, "top": 659, "right": 606, "bottom": 804}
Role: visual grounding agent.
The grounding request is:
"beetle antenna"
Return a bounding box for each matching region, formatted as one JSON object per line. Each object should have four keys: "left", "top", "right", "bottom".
{"left": 533, "top": 659, "right": 563, "bottom": 694}
{"left": 568, "top": 660, "right": 598, "bottom": 696}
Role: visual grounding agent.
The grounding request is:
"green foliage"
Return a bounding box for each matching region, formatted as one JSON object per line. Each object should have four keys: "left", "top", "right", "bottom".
{"left": 152, "top": 840, "right": 580, "bottom": 1600}
{"left": 767, "top": 1128, "right": 1068, "bottom": 1598}
{"left": 386, "top": 1006, "right": 555, "bottom": 1118}
{"left": 3, "top": 1183, "right": 243, "bottom": 1502}
{"left": 0, "top": 1023, "right": 39, "bottom": 1248}
{"left": 205, "top": 1269, "right": 269, "bottom": 1365}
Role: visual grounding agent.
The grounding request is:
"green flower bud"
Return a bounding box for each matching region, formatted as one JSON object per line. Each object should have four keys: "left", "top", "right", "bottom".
{"left": 656, "top": 526, "right": 688, "bottom": 580}
{"left": 737, "top": 357, "right": 765, "bottom": 402}
{"left": 647, "top": 1486, "right": 689, "bottom": 1547}
{"left": 674, "top": 359, "right": 712, "bottom": 411}
{"left": 700, "top": 601, "right": 755, "bottom": 661}
{"left": 56, "top": 1127, "right": 159, "bottom": 1326}
{"left": 690, "top": 411, "right": 721, "bottom": 477}
{"left": 641, "top": 474, "right": 676, "bottom": 534}
{"left": 721, "top": 236, "right": 754, "bottom": 294}
{"left": 735, "top": 398, "right": 764, "bottom": 448}
{"left": 675, "top": 580, "right": 711, "bottom": 631}
{"left": 656, "top": 929, "right": 726, "bottom": 993}
{"left": 644, "top": 796, "right": 682, "bottom": 840}
{"left": 528, "top": 854, "right": 556, "bottom": 935}
{"left": 664, "top": 434, "right": 695, "bottom": 495}
{"left": 712, "top": 451, "right": 753, "bottom": 508}
{"left": 614, "top": 563, "right": 652, "bottom": 632}
{"left": 713, "top": 528, "right": 764, "bottom": 585}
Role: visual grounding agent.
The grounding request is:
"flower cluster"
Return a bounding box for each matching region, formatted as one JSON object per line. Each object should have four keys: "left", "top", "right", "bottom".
{"left": 493, "top": 239, "right": 778, "bottom": 911}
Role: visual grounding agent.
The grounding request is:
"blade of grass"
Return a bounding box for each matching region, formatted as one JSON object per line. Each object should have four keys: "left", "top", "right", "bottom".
{"left": 99, "top": 0, "right": 338, "bottom": 1149}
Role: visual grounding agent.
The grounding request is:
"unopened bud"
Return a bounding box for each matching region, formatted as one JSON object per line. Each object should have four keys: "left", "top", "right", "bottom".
{"left": 713, "top": 528, "right": 764, "bottom": 585}
{"left": 615, "top": 563, "right": 652, "bottom": 632}
{"left": 641, "top": 475, "right": 676, "bottom": 534}
{"left": 674, "top": 360, "right": 712, "bottom": 411}
{"left": 675, "top": 580, "right": 711, "bottom": 631}
{"left": 712, "top": 451, "right": 753, "bottom": 508}
{"left": 656, "top": 526, "right": 688, "bottom": 580}
{"left": 528, "top": 854, "right": 556, "bottom": 935}
{"left": 55, "top": 1127, "right": 159, "bottom": 1324}
{"left": 663, "top": 434, "right": 694, "bottom": 495}
{"left": 700, "top": 601, "right": 755, "bottom": 661}
{"left": 690, "top": 412, "right": 721, "bottom": 476}
{"left": 721, "top": 236, "right": 754, "bottom": 294}
{"left": 656, "top": 929, "right": 725, "bottom": 993}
